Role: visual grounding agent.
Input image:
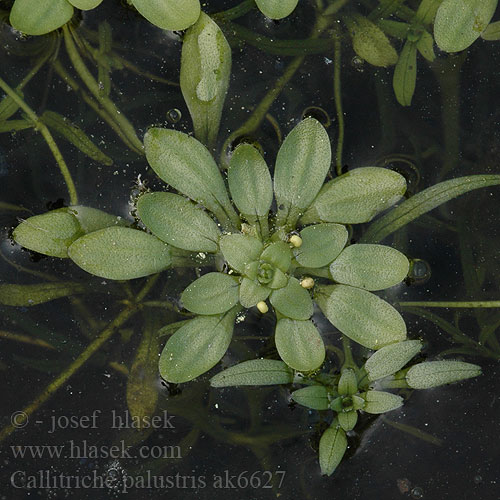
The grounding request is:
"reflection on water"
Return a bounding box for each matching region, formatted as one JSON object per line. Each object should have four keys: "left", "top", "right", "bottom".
{"left": 1, "top": 1, "right": 500, "bottom": 498}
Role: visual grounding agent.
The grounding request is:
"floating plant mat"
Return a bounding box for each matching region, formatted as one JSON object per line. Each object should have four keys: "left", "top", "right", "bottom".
{"left": 0, "top": 0, "right": 500, "bottom": 498}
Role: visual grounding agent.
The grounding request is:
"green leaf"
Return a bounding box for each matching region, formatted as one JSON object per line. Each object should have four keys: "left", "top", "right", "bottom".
{"left": 67, "top": 0, "right": 104, "bottom": 10}
{"left": 481, "top": 20, "right": 500, "bottom": 40}
{"left": 144, "top": 128, "right": 238, "bottom": 226}
{"left": 347, "top": 14, "right": 398, "bottom": 67}
{"left": 415, "top": 0, "right": 442, "bottom": 25}
{"left": 362, "top": 390, "right": 403, "bottom": 414}
{"left": 40, "top": 111, "right": 113, "bottom": 166}
{"left": 10, "top": 0, "right": 73, "bottom": 35}
{"left": 0, "top": 89, "right": 23, "bottom": 121}
{"left": 260, "top": 241, "right": 292, "bottom": 273}
{"left": 406, "top": 361, "right": 481, "bottom": 389}
{"left": 181, "top": 272, "right": 240, "bottom": 314}
{"left": 68, "top": 227, "right": 171, "bottom": 280}
{"left": 219, "top": 234, "right": 263, "bottom": 274}
{"left": 316, "top": 284, "right": 407, "bottom": 349}
{"left": 274, "top": 118, "right": 332, "bottom": 228}
{"left": 13, "top": 210, "right": 82, "bottom": 258}
{"left": 364, "top": 340, "right": 422, "bottom": 381}
{"left": 301, "top": 167, "right": 406, "bottom": 225}
{"left": 329, "top": 244, "right": 409, "bottom": 291}
{"left": 319, "top": 422, "right": 347, "bottom": 476}
{"left": 434, "top": 0, "right": 497, "bottom": 52}
{"left": 338, "top": 369, "right": 358, "bottom": 396}
{"left": 294, "top": 223, "right": 348, "bottom": 268}
{"left": 210, "top": 359, "right": 294, "bottom": 387}
{"left": 131, "top": 0, "right": 200, "bottom": 30}
{"left": 67, "top": 205, "right": 127, "bottom": 233}
{"left": 137, "top": 192, "right": 220, "bottom": 252}
{"left": 228, "top": 144, "right": 273, "bottom": 218}
{"left": 270, "top": 277, "right": 313, "bottom": 320}
{"left": 255, "top": 0, "right": 299, "bottom": 19}
{"left": 416, "top": 30, "right": 435, "bottom": 62}
{"left": 377, "top": 19, "right": 410, "bottom": 40}
{"left": 292, "top": 385, "right": 330, "bottom": 410}
{"left": 275, "top": 319, "right": 325, "bottom": 372}
{"left": 239, "top": 278, "right": 270, "bottom": 308}
{"left": 393, "top": 40, "right": 417, "bottom": 107}
{"left": 338, "top": 410, "right": 358, "bottom": 432}
{"left": 267, "top": 268, "right": 288, "bottom": 290}
{"left": 160, "top": 309, "right": 237, "bottom": 383}
{"left": 0, "top": 282, "right": 86, "bottom": 306}
{"left": 180, "top": 12, "right": 231, "bottom": 147}
{"left": 361, "top": 175, "right": 500, "bottom": 243}
{"left": 126, "top": 318, "right": 159, "bottom": 429}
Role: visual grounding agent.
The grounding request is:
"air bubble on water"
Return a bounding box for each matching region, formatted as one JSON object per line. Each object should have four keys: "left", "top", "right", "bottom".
{"left": 411, "top": 486, "right": 424, "bottom": 499}
{"left": 166, "top": 108, "right": 182, "bottom": 123}
{"left": 235, "top": 313, "right": 246, "bottom": 324}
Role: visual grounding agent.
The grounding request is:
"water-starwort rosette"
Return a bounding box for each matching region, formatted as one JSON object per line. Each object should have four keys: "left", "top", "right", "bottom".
{"left": 11, "top": 117, "right": 411, "bottom": 383}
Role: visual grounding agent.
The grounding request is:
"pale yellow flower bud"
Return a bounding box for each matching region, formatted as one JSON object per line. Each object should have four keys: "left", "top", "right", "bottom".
{"left": 289, "top": 234, "right": 302, "bottom": 247}
{"left": 256, "top": 301, "right": 269, "bottom": 313}
{"left": 300, "top": 277, "right": 315, "bottom": 289}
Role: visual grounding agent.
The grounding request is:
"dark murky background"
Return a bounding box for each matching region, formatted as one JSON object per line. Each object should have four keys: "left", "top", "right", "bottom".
{"left": 0, "top": 1, "right": 499, "bottom": 498}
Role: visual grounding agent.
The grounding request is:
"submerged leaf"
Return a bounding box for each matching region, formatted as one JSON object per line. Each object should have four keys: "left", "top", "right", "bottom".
{"left": 301, "top": 167, "right": 406, "bottom": 224}
{"left": 275, "top": 318, "right": 325, "bottom": 372}
{"left": 361, "top": 175, "right": 500, "bottom": 243}
{"left": 434, "top": 0, "right": 497, "bottom": 52}
{"left": 393, "top": 40, "right": 417, "bottom": 107}
{"left": 294, "top": 223, "right": 348, "bottom": 268}
{"left": 228, "top": 144, "right": 273, "bottom": 218}
{"left": 10, "top": 0, "right": 73, "bottom": 35}
{"left": 406, "top": 360, "right": 481, "bottom": 389}
{"left": 316, "top": 284, "right": 407, "bottom": 349}
{"left": 319, "top": 422, "right": 347, "bottom": 476}
{"left": 137, "top": 192, "right": 220, "bottom": 252}
{"left": 181, "top": 272, "right": 240, "bottom": 314}
{"left": 144, "top": 128, "right": 237, "bottom": 225}
{"left": 68, "top": 227, "right": 171, "bottom": 280}
{"left": 274, "top": 118, "right": 332, "bottom": 228}
{"left": 0, "top": 282, "right": 86, "bottom": 306}
{"left": 329, "top": 244, "right": 409, "bottom": 291}
{"left": 255, "top": 0, "right": 299, "bottom": 20}
{"left": 210, "top": 359, "right": 294, "bottom": 387}
{"left": 180, "top": 12, "right": 231, "bottom": 147}
{"left": 131, "top": 0, "right": 200, "bottom": 31}
{"left": 160, "top": 309, "right": 238, "bottom": 383}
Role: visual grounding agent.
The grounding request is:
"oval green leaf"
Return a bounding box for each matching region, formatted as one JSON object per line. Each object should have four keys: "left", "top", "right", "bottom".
{"left": 160, "top": 310, "right": 237, "bottom": 383}
{"left": 144, "top": 128, "right": 237, "bottom": 226}
{"left": 67, "top": 0, "right": 104, "bottom": 10}
{"left": 434, "top": 0, "right": 497, "bottom": 52}
{"left": 291, "top": 386, "right": 330, "bottom": 410}
{"left": 0, "top": 282, "right": 86, "bottom": 306}
{"left": 210, "top": 359, "right": 294, "bottom": 387}
{"left": 274, "top": 118, "right": 332, "bottom": 228}
{"left": 180, "top": 12, "right": 231, "bottom": 147}
{"left": 260, "top": 241, "right": 292, "bottom": 273}
{"left": 338, "top": 410, "right": 358, "bottom": 432}
{"left": 347, "top": 14, "right": 398, "bottom": 67}
{"left": 10, "top": 0, "right": 73, "bottom": 35}
{"left": 131, "top": 0, "right": 200, "bottom": 30}
{"left": 228, "top": 144, "right": 273, "bottom": 218}
{"left": 364, "top": 339, "right": 422, "bottom": 381}
{"left": 316, "top": 284, "right": 407, "bottom": 349}
{"left": 68, "top": 227, "right": 171, "bottom": 280}
{"left": 275, "top": 318, "right": 325, "bottom": 372}
{"left": 239, "top": 278, "right": 270, "bottom": 308}
{"left": 338, "top": 368, "right": 358, "bottom": 396}
{"left": 362, "top": 390, "right": 403, "bottom": 414}
{"left": 406, "top": 360, "right": 481, "bottom": 389}
{"left": 270, "top": 277, "right": 313, "bottom": 320}
{"left": 181, "top": 272, "right": 240, "bottom": 314}
{"left": 329, "top": 244, "right": 409, "bottom": 291}
{"left": 67, "top": 205, "right": 127, "bottom": 233}
{"left": 294, "top": 223, "right": 348, "bottom": 268}
{"left": 219, "top": 234, "right": 263, "bottom": 274}
{"left": 301, "top": 167, "right": 406, "bottom": 225}
{"left": 255, "top": 0, "right": 299, "bottom": 19}
{"left": 137, "top": 192, "right": 219, "bottom": 252}
{"left": 319, "top": 423, "right": 347, "bottom": 476}
{"left": 393, "top": 40, "right": 417, "bottom": 107}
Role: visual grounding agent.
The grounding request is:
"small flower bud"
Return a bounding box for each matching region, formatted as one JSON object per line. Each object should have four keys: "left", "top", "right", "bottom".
{"left": 300, "top": 277, "right": 315, "bottom": 289}
{"left": 289, "top": 234, "right": 303, "bottom": 247}
{"left": 256, "top": 301, "right": 269, "bottom": 314}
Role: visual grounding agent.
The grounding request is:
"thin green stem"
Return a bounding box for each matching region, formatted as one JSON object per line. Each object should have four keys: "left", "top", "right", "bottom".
{"left": 0, "top": 274, "right": 159, "bottom": 445}
{"left": 0, "top": 76, "right": 78, "bottom": 205}
{"left": 341, "top": 336, "right": 357, "bottom": 370}
{"left": 214, "top": 0, "right": 256, "bottom": 21}
{"left": 333, "top": 32, "right": 344, "bottom": 175}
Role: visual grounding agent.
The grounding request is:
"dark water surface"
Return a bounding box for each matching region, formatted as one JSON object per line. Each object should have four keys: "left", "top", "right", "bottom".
{"left": 1, "top": 1, "right": 499, "bottom": 499}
